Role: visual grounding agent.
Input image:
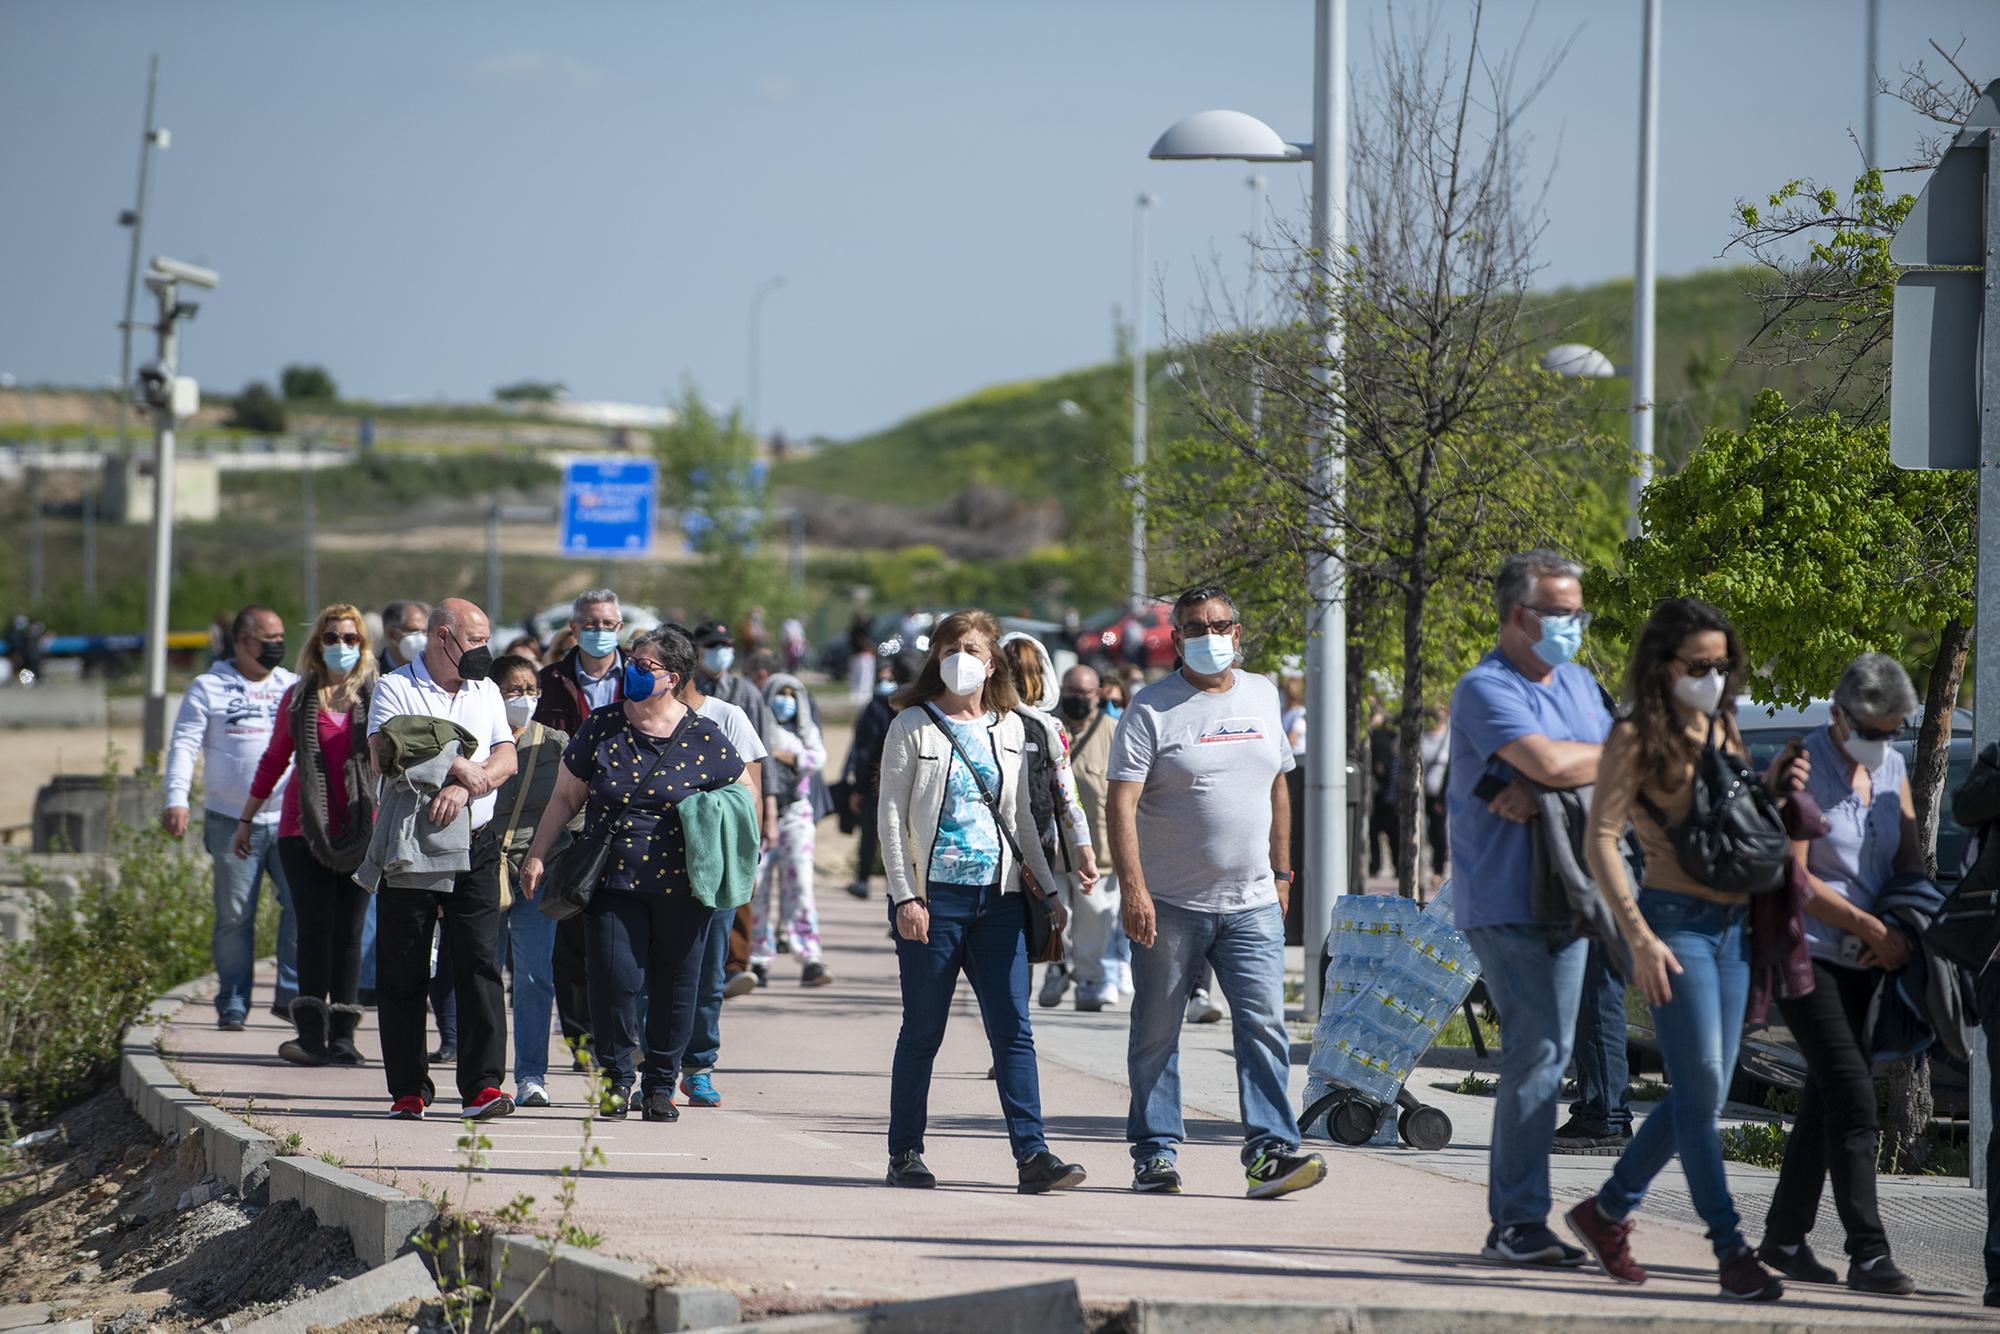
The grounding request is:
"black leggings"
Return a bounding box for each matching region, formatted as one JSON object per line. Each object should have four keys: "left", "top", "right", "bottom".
{"left": 276, "top": 836, "right": 370, "bottom": 1007}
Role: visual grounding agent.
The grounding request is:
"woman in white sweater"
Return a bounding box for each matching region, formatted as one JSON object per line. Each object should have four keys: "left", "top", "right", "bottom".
{"left": 876, "top": 609, "right": 1085, "bottom": 1195}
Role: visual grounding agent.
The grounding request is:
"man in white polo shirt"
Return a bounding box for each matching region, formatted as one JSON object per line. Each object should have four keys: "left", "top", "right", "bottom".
{"left": 367, "top": 597, "right": 518, "bottom": 1120}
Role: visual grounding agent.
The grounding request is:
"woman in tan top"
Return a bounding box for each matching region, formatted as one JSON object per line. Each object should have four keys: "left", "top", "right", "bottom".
{"left": 1560, "top": 597, "right": 1804, "bottom": 1302}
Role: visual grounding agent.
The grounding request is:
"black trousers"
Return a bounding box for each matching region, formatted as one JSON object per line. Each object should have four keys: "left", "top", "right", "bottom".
{"left": 276, "top": 836, "right": 370, "bottom": 1007}
{"left": 1765, "top": 960, "right": 1889, "bottom": 1259}
{"left": 375, "top": 829, "right": 507, "bottom": 1105}
{"left": 584, "top": 888, "right": 713, "bottom": 1096}
{"left": 429, "top": 923, "right": 458, "bottom": 1048}
{"left": 855, "top": 793, "right": 881, "bottom": 881}
{"left": 554, "top": 913, "right": 592, "bottom": 1049}
{"left": 1979, "top": 962, "right": 2000, "bottom": 1287}
{"left": 1368, "top": 799, "right": 1400, "bottom": 877}
{"left": 1424, "top": 793, "right": 1449, "bottom": 876}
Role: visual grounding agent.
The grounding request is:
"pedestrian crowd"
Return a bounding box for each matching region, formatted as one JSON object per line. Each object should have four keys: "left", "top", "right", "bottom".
{"left": 158, "top": 555, "right": 2000, "bottom": 1305}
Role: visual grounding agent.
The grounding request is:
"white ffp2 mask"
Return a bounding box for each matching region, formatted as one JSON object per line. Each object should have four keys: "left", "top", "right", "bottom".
{"left": 941, "top": 651, "right": 987, "bottom": 696}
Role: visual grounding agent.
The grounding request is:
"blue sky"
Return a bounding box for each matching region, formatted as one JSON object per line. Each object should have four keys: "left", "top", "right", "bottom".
{"left": 2, "top": 1, "right": 1992, "bottom": 439}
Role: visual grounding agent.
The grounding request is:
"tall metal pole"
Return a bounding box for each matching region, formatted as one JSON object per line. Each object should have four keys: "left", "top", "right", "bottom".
{"left": 1248, "top": 173, "right": 1266, "bottom": 434}
{"left": 1130, "top": 192, "right": 1157, "bottom": 615}
{"left": 486, "top": 502, "right": 502, "bottom": 622}
{"left": 1863, "top": 0, "right": 1880, "bottom": 168}
{"left": 118, "top": 56, "right": 160, "bottom": 458}
{"left": 301, "top": 435, "right": 318, "bottom": 615}
{"left": 747, "top": 275, "right": 785, "bottom": 440}
{"left": 140, "top": 289, "right": 181, "bottom": 757}
{"left": 1629, "top": 0, "right": 1660, "bottom": 537}
{"left": 1302, "top": 0, "right": 1350, "bottom": 1021}
{"left": 27, "top": 467, "right": 44, "bottom": 608}
{"left": 1968, "top": 117, "right": 2000, "bottom": 1197}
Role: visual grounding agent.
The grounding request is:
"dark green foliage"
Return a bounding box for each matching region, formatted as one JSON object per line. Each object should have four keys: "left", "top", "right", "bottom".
{"left": 227, "top": 381, "right": 287, "bottom": 434}
{"left": 493, "top": 380, "right": 567, "bottom": 404}
{"left": 279, "top": 364, "right": 338, "bottom": 403}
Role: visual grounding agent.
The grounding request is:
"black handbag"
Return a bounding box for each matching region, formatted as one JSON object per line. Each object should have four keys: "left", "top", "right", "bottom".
{"left": 1638, "top": 714, "right": 1789, "bottom": 896}
{"left": 1928, "top": 827, "right": 2000, "bottom": 974}
{"left": 923, "top": 706, "right": 1062, "bottom": 965}
{"left": 538, "top": 726, "right": 677, "bottom": 922}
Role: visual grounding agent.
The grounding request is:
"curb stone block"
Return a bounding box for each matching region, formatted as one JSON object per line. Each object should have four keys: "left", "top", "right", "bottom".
{"left": 237, "top": 1252, "right": 440, "bottom": 1334}
{"left": 1127, "top": 1301, "right": 1924, "bottom": 1334}
{"left": 0, "top": 1305, "right": 53, "bottom": 1331}
{"left": 269, "top": 1155, "right": 436, "bottom": 1269}
{"left": 706, "top": 1280, "right": 1083, "bottom": 1334}
{"left": 654, "top": 1283, "right": 739, "bottom": 1330}
{"left": 487, "top": 1233, "right": 742, "bottom": 1333}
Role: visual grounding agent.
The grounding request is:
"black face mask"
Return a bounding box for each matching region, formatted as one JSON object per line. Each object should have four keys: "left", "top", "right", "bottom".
{"left": 254, "top": 641, "right": 287, "bottom": 670}
{"left": 1058, "top": 694, "right": 1094, "bottom": 724}
{"left": 454, "top": 640, "right": 494, "bottom": 682}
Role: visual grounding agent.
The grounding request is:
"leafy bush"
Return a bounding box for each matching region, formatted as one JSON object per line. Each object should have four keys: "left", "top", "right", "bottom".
{"left": 228, "top": 382, "right": 288, "bottom": 434}
{"left": 0, "top": 827, "right": 220, "bottom": 1125}
{"left": 1719, "top": 1121, "right": 1790, "bottom": 1169}
{"left": 280, "top": 364, "right": 339, "bottom": 403}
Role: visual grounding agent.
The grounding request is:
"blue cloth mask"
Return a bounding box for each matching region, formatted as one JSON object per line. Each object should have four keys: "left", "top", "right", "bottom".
{"left": 770, "top": 694, "right": 798, "bottom": 723}
{"left": 1182, "top": 634, "right": 1237, "bottom": 676}
{"left": 327, "top": 643, "right": 360, "bottom": 674}
{"left": 622, "top": 661, "right": 657, "bottom": 700}
{"left": 578, "top": 629, "right": 619, "bottom": 659}
{"left": 1532, "top": 613, "right": 1585, "bottom": 667}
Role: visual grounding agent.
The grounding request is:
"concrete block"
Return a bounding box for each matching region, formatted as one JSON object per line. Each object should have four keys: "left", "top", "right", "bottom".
{"left": 186, "top": 1103, "right": 276, "bottom": 1199}
{"left": 488, "top": 1233, "right": 655, "bottom": 1334}
{"left": 268, "top": 1155, "right": 437, "bottom": 1269}
{"left": 0, "top": 1304, "right": 53, "bottom": 1331}
{"left": 654, "top": 1283, "right": 739, "bottom": 1330}
{"left": 719, "top": 1281, "right": 1083, "bottom": 1334}
{"left": 43, "top": 1322, "right": 95, "bottom": 1334}
{"left": 1131, "top": 1301, "right": 1356, "bottom": 1334}
{"left": 237, "top": 1252, "right": 440, "bottom": 1334}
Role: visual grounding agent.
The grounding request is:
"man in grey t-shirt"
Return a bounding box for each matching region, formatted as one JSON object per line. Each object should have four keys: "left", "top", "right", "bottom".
{"left": 1108, "top": 585, "right": 1325, "bottom": 1201}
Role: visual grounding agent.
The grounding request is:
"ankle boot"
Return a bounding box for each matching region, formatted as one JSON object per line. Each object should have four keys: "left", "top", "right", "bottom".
{"left": 325, "top": 1003, "right": 367, "bottom": 1066}
{"left": 278, "top": 997, "right": 330, "bottom": 1066}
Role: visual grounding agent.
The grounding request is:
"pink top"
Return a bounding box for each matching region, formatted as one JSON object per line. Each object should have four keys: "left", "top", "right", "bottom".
{"left": 249, "top": 686, "right": 355, "bottom": 839}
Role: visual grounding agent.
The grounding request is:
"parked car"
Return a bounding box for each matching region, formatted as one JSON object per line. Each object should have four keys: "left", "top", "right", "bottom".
{"left": 1077, "top": 601, "right": 1176, "bottom": 673}
{"left": 1618, "top": 697, "right": 1973, "bottom": 1113}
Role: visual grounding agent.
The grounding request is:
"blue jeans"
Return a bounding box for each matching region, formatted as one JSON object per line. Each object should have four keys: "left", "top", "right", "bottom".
{"left": 889, "top": 883, "right": 1047, "bottom": 1162}
{"left": 683, "top": 905, "right": 735, "bottom": 1075}
{"left": 1596, "top": 891, "right": 1752, "bottom": 1256}
{"left": 1466, "top": 923, "right": 1588, "bottom": 1228}
{"left": 359, "top": 896, "right": 378, "bottom": 990}
{"left": 203, "top": 814, "right": 298, "bottom": 1019}
{"left": 1570, "top": 939, "right": 1633, "bottom": 1133}
{"left": 1127, "top": 899, "right": 1298, "bottom": 1167}
{"left": 507, "top": 898, "right": 558, "bottom": 1087}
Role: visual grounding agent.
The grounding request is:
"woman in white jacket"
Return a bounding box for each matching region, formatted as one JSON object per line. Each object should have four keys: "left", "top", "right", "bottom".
{"left": 877, "top": 609, "right": 1086, "bottom": 1195}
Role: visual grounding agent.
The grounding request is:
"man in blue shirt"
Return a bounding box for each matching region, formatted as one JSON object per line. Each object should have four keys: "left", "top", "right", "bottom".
{"left": 1448, "top": 549, "right": 1611, "bottom": 1267}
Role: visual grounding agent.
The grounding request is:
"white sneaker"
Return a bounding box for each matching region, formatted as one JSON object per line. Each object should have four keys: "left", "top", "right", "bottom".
{"left": 517, "top": 1081, "right": 551, "bottom": 1108}
{"left": 1114, "top": 962, "right": 1136, "bottom": 998}
{"left": 1038, "top": 964, "right": 1071, "bottom": 1009}
{"left": 1186, "top": 989, "right": 1224, "bottom": 1024}
{"left": 1075, "top": 983, "right": 1118, "bottom": 1012}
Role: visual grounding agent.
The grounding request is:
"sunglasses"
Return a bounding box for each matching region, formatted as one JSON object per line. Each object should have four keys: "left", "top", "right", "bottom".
{"left": 320, "top": 631, "right": 362, "bottom": 647}
{"left": 1178, "top": 618, "right": 1238, "bottom": 637}
{"left": 1845, "top": 717, "right": 1908, "bottom": 743}
{"left": 1674, "top": 656, "right": 1731, "bottom": 679}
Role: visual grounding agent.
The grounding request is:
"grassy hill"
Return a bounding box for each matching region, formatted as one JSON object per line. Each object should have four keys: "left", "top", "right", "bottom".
{"left": 776, "top": 267, "right": 1811, "bottom": 510}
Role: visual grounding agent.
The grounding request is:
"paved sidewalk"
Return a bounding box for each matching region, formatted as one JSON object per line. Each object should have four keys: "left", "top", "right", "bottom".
{"left": 162, "top": 886, "right": 1991, "bottom": 1326}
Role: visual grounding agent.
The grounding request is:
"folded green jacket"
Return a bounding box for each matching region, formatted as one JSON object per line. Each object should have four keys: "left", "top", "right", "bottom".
{"left": 678, "top": 780, "right": 759, "bottom": 911}
{"left": 375, "top": 715, "right": 480, "bottom": 776}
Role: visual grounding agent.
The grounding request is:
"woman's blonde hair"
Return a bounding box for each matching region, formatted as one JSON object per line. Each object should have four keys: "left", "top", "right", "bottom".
{"left": 297, "top": 603, "right": 376, "bottom": 712}
{"left": 1000, "top": 637, "right": 1047, "bottom": 707}
{"left": 893, "top": 609, "right": 1020, "bottom": 714}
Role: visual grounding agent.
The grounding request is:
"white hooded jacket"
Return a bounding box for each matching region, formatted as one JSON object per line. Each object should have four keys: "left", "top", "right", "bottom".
{"left": 997, "top": 631, "right": 1092, "bottom": 860}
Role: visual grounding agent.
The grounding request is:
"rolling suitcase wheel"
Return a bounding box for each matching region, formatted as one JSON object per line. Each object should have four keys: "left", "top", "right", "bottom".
{"left": 1330, "top": 1096, "right": 1380, "bottom": 1146}
{"left": 1397, "top": 1103, "right": 1453, "bottom": 1151}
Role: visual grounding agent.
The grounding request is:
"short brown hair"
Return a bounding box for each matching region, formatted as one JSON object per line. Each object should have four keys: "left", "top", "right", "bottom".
{"left": 893, "top": 609, "right": 1020, "bottom": 714}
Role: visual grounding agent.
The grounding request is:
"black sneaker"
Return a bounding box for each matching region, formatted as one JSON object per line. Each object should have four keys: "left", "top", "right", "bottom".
{"left": 886, "top": 1150, "right": 935, "bottom": 1188}
{"left": 1133, "top": 1157, "right": 1182, "bottom": 1194}
{"left": 1553, "top": 1116, "right": 1631, "bottom": 1151}
{"left": 1017, "top": 1150, "right": 1086, "bottom": 1195}
{"left": 642, "top": 1090, "right": 679, "bottom": 1122}
{"left": 751, "top": 963, "right": 769, "bottom": 989}
{"left": 800, "top": 961, "right": 833, "bottom": 987}
{"left": 1482, "top": 1223, "right": 1588, "bottom": 1267}
{"left": 429, "top": 1044, "right": 458, "bottom": 1065}
{"left": 601, "top": 1086, "right": 631, "bottom": 1120}
{"left": 1757, "top": 1239, "right": 1838, "bottom": 1285}
{"left": 1984, "top": 1282, "right": 1999, "bottom": 1308}
{"left": 1245, "top": 1149, "right": 1327, "bottom": 1200}
{"left": 1847, "top": 1253, "right": 1915, "bottom": 1296}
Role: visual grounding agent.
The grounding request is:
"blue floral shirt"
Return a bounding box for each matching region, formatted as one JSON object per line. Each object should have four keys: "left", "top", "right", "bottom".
{"left": 928, "top": 710, "right": 1002, "bottom": 887}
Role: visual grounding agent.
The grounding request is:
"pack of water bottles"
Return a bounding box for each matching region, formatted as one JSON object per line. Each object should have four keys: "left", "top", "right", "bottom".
{"left": 1304, "top": 883, "right": 1482, "bottom": 1109}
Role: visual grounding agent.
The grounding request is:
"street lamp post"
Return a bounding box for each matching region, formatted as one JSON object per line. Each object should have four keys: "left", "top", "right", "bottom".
{"left": 747, "top": 275, "right": 785, "bottom": 440}
{"left": 117, "top": 56, "right": 167, "bottom": 458}
{"left": 1631, "top": 0, "right": 1660, "bottom": 539}
{"left": 1130, "top": 192, "right": 1157, "bottom": 616}
{"left": 1149, "top": 0, "right": 1349, "bottom": 1020}
{"left": 1248, "top": 173, "right": 1266, "bottom": 433}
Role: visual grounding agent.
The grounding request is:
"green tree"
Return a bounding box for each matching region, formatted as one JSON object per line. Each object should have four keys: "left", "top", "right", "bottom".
{"left": 654, "top": 387, "right": 782, "bottom": 622}
{"left": 227, "top": 381, "right": 286, "bottom": 434}
{"left": 279, "top": 363, "right": 338, "bottom": 403}
{"left": 494, "top": 379, "right": 567, "bottom": 404}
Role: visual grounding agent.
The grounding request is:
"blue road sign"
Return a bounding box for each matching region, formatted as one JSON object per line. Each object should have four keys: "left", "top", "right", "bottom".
{"left": 561, "top": 457, "right": 657, "bottom": 557}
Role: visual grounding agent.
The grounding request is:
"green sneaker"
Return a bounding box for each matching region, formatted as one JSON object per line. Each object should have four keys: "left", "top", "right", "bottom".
{"left": 1246, "top": 1148, "right": 1327, "bottom": 1200}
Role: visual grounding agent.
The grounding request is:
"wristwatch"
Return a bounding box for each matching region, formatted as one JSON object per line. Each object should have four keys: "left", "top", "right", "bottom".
{"left": 1272, "top": 870, "right": 1295, "bottom": 884}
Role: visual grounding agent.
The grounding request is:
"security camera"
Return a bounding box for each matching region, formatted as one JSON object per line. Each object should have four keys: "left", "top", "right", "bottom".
{"left": 135, "top": 363, "right": 171, "bottom": 409}
{"left": 147, "top": 256, "right": 219, "bottom": 289}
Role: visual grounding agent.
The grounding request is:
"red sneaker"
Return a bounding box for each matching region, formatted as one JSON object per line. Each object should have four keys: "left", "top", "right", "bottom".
{"left": 388, "top": 1095, "right": 426, "bottom": 1120}
{"left": 465, "top": 1087, "right": 515, "bottom": 1120}
{"left": 1564, "top": 1198, "right": 1647, "bottom": 1284}
{"left": 1718, "top": 1245, "right": 1785, "bottom": 1302}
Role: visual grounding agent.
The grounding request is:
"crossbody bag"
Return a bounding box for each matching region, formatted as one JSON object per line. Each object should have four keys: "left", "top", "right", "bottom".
{"left": 923, "top": 706, "right": 1062, "bottom": 965}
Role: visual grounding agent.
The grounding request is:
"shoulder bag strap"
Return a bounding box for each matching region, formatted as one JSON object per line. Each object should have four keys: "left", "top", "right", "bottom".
{"left": 924, "top": 705, "right": 1038, "bottom": 889}
{"left": 499, "top": 724, "right": 544, "bottom": 845}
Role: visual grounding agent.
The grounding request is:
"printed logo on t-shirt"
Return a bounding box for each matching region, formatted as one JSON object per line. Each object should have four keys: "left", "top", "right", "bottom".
{"left": 1197, "top": 716, "right": 1266, "bottom": 745}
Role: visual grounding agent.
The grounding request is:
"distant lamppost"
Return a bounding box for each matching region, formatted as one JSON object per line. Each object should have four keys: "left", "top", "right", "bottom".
{"left": 747, "top": 275, "right": 785, "bottom": 440}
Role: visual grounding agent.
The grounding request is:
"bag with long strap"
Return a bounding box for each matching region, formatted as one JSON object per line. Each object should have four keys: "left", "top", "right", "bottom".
{"left": 538, "top": 722, "right": 677, "bottom": 922}
{"left": 924, "top": 706, "right": 1062, "bottom": 965}
{"left": 1636, "top": 713, "right": 1788, "bottom": 896}
{"left": 1928, "top": 827, "right": 2000, "bottom": 974}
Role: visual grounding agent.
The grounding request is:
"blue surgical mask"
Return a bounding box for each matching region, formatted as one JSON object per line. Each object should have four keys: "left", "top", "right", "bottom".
{"left": 622, "top": 661, "right": 657, "bottom": 700}
{"left": 578, "top": 629, "right": 619, "bottom": 659}
{"left": 701, "top": 646, "right": 734, "bottom": 675}
{"left": 874, "top": 680, "right": 896, "bottom": 698}
{"left": 770, "top": 694, "right": 798, "bottom": 723}
{"left": 327, "top": 643, "right": 360, "bottom": 674}
{"left": 1181, "top": 634, "right": 1237, "bottom": 676}
{"left": 1531, "top": 612, "right": 1585, "bottom": 668}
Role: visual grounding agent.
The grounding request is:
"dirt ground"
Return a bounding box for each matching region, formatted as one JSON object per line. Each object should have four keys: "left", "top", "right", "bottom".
{"left": 0, "top": 1086, "right": 368, "bottom": 1331}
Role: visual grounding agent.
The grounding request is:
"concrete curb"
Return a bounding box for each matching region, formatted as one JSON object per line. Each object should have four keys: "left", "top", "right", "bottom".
{"left": 1124, "top": 1299, "right": 1985, "bottom": 1334}
{"left": 118, "top": 974, "right": 743, "bottom": 1332}
{"left": 695, "top": 1281, "right": 1084, "bottom": 1333}
{"left": 236, "top": 1251, "right": 440, "bottom": 1334}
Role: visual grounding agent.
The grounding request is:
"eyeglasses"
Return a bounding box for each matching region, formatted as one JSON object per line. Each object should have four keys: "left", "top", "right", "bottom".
{"left": 1178, "top": 618, "right": 1238, "bottom": 637}
{"left": 320, "top": 631, "right": 362, "bottom": 647}
{"left": 630, "top": 659, "right": 667, "bottom": 675}
{"left": 1674, "top": 656, "right": 1731, "bottom": 679}
{"left": 1849, "top": 719, "right": 1908, "bottom": 742}
{"left": 576, "top": 620, "right": 621, "bottom": 632}
{"left": 1525, "top": 606, "right": 1593, "bottom": 629}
